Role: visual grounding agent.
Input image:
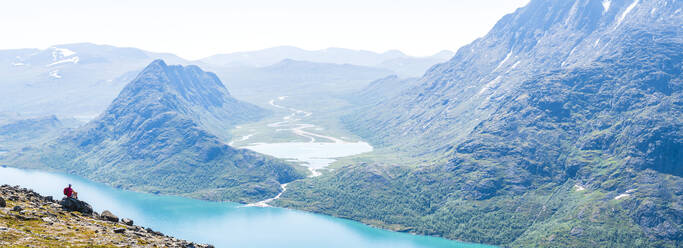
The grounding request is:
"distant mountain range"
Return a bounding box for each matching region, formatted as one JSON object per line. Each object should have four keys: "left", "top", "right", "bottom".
{"left": 201, "top": 46, "right": 453, "bottom": 76}
{"left": 6, "top": 60, "right": 306, "bottom": 203}
{"left": 277, "top": 0, "right": 683, "bottom": 247}
{"left": 0, "top": 44, "right": 446, "bottom": 121}
{"left": 214, "top": 59, "right": 395, "bottom": 106}
{"left": 0, "top": 43, "right": 192, "bottom": 119}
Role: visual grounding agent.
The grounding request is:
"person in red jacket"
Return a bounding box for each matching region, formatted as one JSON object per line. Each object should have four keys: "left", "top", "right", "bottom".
{"left": 63, "top": 184, "right": 78, "bottom": 199}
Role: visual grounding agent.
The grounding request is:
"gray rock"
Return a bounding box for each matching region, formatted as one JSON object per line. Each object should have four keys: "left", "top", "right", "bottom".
{"left": 113, "top": 228, "right": 125, "bottom": 234}
{"left": 121, "top": 218, "right": 134, "bottom": 226}
{"left": 59, "top": 197, "right": 93, "bottom": 215}
{"left": 100, "top": 210, "right": 119, "bottom": 222}
{"left": 11, "top": 206, "right": 22, "bottom": 212}
{"left": 146, "top": 227, "right": 163, "bottom": 236}
{"left": 0, "top": 197, "right": 5, "bottom": 207}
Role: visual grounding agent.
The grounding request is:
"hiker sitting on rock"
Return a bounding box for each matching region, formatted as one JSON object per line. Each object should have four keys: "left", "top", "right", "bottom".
{"left": 63, "top": 184, "right": 78, "bottom": 199}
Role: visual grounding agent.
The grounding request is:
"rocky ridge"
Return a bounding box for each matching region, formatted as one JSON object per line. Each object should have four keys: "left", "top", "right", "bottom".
{"left": 0, "top": 184, "right": 213, "bottom": 247}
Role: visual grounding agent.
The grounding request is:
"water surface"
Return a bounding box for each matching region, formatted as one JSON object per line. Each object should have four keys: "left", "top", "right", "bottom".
{"left": 0, "top": 167, "right": 493, "bottom": 248}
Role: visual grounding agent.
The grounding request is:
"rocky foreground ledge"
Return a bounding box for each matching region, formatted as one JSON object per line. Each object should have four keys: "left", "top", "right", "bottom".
{"left": 0, "top": 184, "right": 213, "bottom": 247}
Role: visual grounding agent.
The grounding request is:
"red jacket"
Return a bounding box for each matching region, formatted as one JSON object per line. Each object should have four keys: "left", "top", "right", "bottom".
{"left": 63, "top": 187, "right": 73, "bottom": 197}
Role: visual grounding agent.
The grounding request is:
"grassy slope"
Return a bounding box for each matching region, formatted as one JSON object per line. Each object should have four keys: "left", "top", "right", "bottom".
{"left": 275, "top": 29, "right": 683, "bottom": 247}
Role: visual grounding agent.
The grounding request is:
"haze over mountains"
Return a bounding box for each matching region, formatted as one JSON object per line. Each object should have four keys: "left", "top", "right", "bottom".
{"left": 0, "top": 43, "right": 190, "bottom": 119}
{"left": 7, "top": 60, "right": 306, "bottom": 203}
{"left": 201, "top": 46, "right": 454, "bottom": 76}
{"left": 0, "top": 0, "right": 680, "bottom": 247}
{"left": 0, "top": 44, "right": 451, "bottom": 122}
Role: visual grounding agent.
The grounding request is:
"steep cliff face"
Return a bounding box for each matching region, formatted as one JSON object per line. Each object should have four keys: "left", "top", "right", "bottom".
{"left": 9, "top": 60, "right": 306, "bottom": 203}
{"left": 345, "top": 0, "right": 681, "bottom": 154}
{"left": 281, "top": 0, "right": 683, "bottom": 246}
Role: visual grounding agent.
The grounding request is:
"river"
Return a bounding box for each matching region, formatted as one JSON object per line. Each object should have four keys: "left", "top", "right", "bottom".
{"left": 240, "top": 96, "right": 373, "bottom": 176}
{"left": 0, "top": 167, "right": 493, "bottom": 248}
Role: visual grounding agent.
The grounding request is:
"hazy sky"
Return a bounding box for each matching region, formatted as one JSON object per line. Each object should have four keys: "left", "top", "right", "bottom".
{"left": 1, "top": 0, "right": 529, "bottom": 60}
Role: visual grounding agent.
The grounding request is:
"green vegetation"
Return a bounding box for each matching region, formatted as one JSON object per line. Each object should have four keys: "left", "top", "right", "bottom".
{"left": 3, "top": 60, "right": 308, "bottom": 203}
{"left": 277, "top": 17, "right": 683, "bottom": 248}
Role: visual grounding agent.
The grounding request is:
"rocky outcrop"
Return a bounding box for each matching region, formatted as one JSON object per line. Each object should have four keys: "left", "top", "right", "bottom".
{"left": 59, "top": 197, "right": 93, "bottom": 215}
{"left": 0, "top": 184, "right": 213, "bottom": 247}
{"left": 100, "top": 210, "right": 119, "bottom": 222}
{"left": 121, "top": 217, "right": 134, "bottom": 226}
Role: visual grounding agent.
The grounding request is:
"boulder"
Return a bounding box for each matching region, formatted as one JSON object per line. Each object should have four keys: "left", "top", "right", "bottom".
{"left": 146, "top": 227, "right": 163, "bottom": 236}
{"left": 59, "top": 197, "right": 93, "bottom": 215}
{"left": 113, "top": 228, "right": 126, "bottom": 234}
{"left": 100, "top": 210, "right": 119, "bottom": 222}
{"left": 121, "top": 218, "right": 134, "bottom": 226}
{"left": 0, "top": 196, "right": 5, "bottom": 207}
{"left": 11, "top": 206, "right": 23, "bottom": 212}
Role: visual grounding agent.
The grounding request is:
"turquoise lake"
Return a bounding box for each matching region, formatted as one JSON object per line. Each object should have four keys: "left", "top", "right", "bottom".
{"left": 0, "top": 167, "right": 494, "bottom": 248}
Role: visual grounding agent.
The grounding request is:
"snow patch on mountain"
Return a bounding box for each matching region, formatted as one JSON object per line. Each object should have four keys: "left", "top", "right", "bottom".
{"left": 47, "top": 56, "right": 79, "bottom": 67}
{"left": 602, "top": 0, "right": 611, "bottom": 13}
{"left": 49, "top": 70, "right": 62, "bottom": 79}
{"left": 478, "top": 75, "right": 503, "bottom": 95}
{"left": 493, "top": 51, "right": 512, "bottom": 72}
{"left": 51, "top": 47, "right": 76, "bottom": 58}
{"left": 506, "top": 61, "right": 521, "bottom": 73}
{"left": 615, "top": 0, "right": 640, "bottom": 29}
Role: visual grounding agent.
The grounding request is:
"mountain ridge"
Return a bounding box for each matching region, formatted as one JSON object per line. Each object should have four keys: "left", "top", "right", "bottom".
{"left": 278, "top": 0, "right": 682, "bottom": 246}
{"left": 6, "top": 60, "right": 307, "bottom": 203}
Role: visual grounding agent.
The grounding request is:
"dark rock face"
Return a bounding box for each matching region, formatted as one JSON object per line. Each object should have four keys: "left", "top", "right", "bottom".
{"left": 59, "top": 197, "right": 93, "bottom": 215}
{"left": 0, "top": 197, "right": 5, "bottom": 207}
{"left": 100, "top": 210, "right": 119, "bottom": 223}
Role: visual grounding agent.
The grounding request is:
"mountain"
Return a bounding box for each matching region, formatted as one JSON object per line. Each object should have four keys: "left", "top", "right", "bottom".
{"left": 0, "top": 185, "right": 213, "bottom": 247}
{"left": 213, "top": 59, "right": 395, "bottom": 108}
{"left": 0, "top": 43, "right": 445, "bottom": 121}
{"left": 377, "top": 50, "right": 456, "bottom": 77}
{"left": 348, "top": 75, "right": 420, "bottom": 106}
{"left": 277, "top": 0, "right": 682, "bottom": 247}
{"left": 0, "top": 115, "right": 67, "bottom": 155}
{"left": 201, "top": 46, "right": 408, "bottom": 67}
{"left": 6, "top": 60, "right": 306, "bottom": 203}
{"left": 0, "top": 43, "right": 192, "bottom": 119}
{"left": 201, "top": 46, "right": 453, "bottom": 77}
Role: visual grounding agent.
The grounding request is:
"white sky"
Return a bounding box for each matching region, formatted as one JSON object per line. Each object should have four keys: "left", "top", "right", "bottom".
{"left": 0, "top": 0, "right": 529, "bottom": 60}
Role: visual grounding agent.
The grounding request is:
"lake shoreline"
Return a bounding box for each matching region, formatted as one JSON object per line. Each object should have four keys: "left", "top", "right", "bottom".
{"left": 0, "top": 166, "right": 489, "bottom": 248}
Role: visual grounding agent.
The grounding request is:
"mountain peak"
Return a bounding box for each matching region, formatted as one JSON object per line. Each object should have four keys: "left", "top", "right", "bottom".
{"left": 108, "top": 60, "right": 267, "bottom": 143}
{"left": 147, "top": 58, "right": 167, "bottom": 68}
{"left": 15, "top": 61, "right": 300, "bottom": 203}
